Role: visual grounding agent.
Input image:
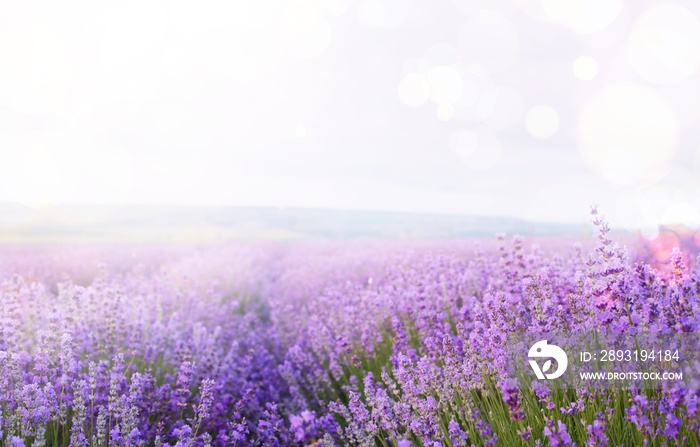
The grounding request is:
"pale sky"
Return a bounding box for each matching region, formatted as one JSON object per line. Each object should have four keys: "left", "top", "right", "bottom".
{"left": 2, "top": 0, "right": 700, "bottom": 233}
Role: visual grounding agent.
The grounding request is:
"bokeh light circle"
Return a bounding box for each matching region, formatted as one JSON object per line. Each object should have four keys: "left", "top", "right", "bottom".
{"left": 398, "top": 73, "right": 431, "bottom": 107}
{"left": 426, "top": 66, "right": 463, "bottom": 105}
{"left": 627, "top": 3, "right": 700, "bottom": 85}
{"left": 577, "top": 82, "right": 679, "bottom": 186}
{"left": 437, "top": 104, "right": 455, "bottom": 121}
{"left": 525, "top": 105, "right": 560, "bottom": 139}
{"left": 449, "top": 128, "right": 501, "bottom": 170}
{"left": 572, "top": 55, "right": 598, "bottom": 81}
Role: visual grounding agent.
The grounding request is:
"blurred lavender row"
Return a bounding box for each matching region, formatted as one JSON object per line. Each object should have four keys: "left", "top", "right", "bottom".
{"left": 0, "top": 209, "right": 698, "bottom": 446}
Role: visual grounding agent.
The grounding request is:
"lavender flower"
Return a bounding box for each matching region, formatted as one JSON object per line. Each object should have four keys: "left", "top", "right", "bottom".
{"left": 544, "top": 418, "right": 574, "bottom": 447}
{"left": 500, "top": 378, "right": 525, "bottom": 421}
{"left": 585, "top": 413, "right": 608, "bottom": 447}
{"left": 447, "top": 420, "right": 467, "bottom": 447}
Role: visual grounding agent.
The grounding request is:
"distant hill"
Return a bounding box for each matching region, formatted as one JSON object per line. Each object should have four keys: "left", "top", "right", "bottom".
{"left": 0, "top": 203, "right": 590, "bottom": 243}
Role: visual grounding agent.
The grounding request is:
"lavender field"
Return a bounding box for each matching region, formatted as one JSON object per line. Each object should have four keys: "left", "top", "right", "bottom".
{"left": 1, "top": 209, "right": 699, "bottom": 447}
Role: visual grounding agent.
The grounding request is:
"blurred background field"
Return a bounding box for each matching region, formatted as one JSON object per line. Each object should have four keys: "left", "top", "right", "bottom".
{"left": 0, "top": 203, "right": 591, "bottom": 244}
{"left": 2, "top": 0, "right": 700, "bottom": 240}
